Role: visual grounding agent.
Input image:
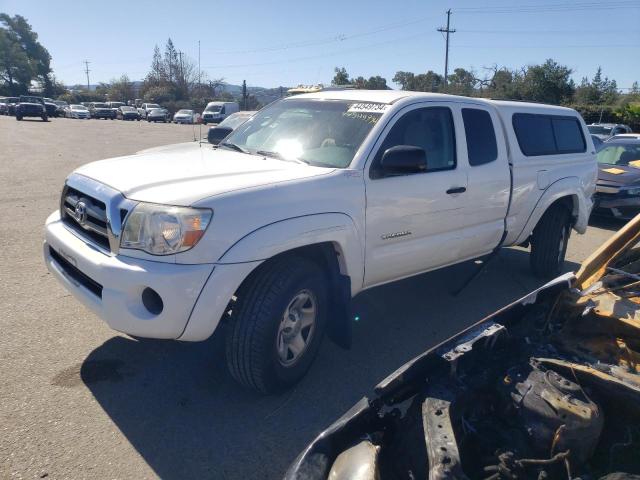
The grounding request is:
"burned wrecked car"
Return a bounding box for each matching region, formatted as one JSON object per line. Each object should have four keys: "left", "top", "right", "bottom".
{"left": 285, "top": 216, "right": 640, "bottom": 480}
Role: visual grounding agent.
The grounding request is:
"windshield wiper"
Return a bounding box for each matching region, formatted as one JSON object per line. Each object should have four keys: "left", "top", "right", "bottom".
{"left": 219, "top": 142, "right": 249, "bottom": 154}
{"left": 257, "top": 150, "right": 306, "bottom": 164}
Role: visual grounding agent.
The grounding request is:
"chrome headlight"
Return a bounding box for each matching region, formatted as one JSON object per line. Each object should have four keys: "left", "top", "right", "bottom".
{"left": 121, "top": 203, "right": 212, "bottom": 255}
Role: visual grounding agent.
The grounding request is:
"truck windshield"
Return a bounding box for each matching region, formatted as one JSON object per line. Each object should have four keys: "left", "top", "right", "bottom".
{"left": 205, "top": 105, "right": 222, "bottom": 112}
{"left": 223, "top": 99, "right": 386, "bottom": 168}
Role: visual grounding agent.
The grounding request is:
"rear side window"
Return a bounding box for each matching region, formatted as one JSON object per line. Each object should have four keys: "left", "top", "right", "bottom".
{"left": 462, "top": 108, "right": 498, "bottom": 166}
{"left": 513, "top": 113, "right": 586, "bottom": 156}
{"left": 553, "top": 117, "right": 586, "bottom": 153}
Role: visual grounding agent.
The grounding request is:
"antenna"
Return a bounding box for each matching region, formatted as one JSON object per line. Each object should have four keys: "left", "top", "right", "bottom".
{"left": 83, "top": 60, "right": 91, "bottom": 91}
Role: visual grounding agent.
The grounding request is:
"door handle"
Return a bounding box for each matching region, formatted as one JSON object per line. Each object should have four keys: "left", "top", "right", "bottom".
{"left": 446, "top": 186, "right": 466, "bottom": 194}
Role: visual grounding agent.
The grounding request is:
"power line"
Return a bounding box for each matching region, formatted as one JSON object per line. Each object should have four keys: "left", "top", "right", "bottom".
{"left": 83, "top": 60, "right": 91, "bottom": 90}
{"left": 437, "top": 9, "right": 456, "bottom": 90}
{"left": 206, "top": 17, "right": 431, "bottom": 55}
{"left": 456, "top": 0, "right": 639, "bottom": 14}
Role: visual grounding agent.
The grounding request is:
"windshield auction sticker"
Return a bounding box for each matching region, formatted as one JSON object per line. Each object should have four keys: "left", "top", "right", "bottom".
{"left": 347, "top": 102, "right": 390, "bottom": 114}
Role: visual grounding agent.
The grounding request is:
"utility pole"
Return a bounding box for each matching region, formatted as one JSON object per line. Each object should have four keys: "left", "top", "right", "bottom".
{"left": 242, "top": 80, "right": 247, "bottom": 110}
{"left": 437, "top": 9, "right": 455, "bottom": 91}
{"left": 178, "top": 51, "right": 184, "bottom": 82}
{"left": 198, "top": 40, "right": 201, "bottom": 87}
{"left": 83, "top": 60, "right": 91, "bottom": 91}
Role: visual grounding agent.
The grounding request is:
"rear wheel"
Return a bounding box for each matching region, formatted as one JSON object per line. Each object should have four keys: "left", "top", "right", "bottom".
{"left": 530, "top": 204, "right": 572, "bottom": 278}
{"left": 225, "top": 256, "right": 328, "bottom": 393}
{"left": 16, "top": 115, "right": 22, "bottom": 121}
{"left": 42, "top": 114, "right": 48, "bottom": 122}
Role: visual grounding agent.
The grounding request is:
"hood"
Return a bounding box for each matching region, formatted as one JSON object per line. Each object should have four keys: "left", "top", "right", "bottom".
{"left": 73, "top": 142, "right": 333, "bottom": 205}
{"left": 597, "top": 163, "right": 640, "bottom": 187}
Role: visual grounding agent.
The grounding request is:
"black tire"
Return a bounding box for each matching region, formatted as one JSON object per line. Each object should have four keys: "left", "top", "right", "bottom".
{"left": 530, "top": 204, "right": 571, "bottom": 278}
{"left": 42, "top": 115, "right": 48, "bottom": 122}
{"left": 226, "top": 256, "right": 328, "bottom": 393}
{"left": 16, "top": 115, "right": 22, "bottom": 121}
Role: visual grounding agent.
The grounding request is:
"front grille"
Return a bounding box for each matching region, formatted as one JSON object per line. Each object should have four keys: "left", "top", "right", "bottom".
{"left": 61, "top": 186, "right": 112, "bottom": 250}
{"left": 49, "top": 247, "right": 103, "bottom": 298}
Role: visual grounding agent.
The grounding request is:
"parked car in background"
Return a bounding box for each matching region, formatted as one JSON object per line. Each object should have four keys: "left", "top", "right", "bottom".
{"left": 117, "top": 106, "right": 140, "bottom": 121}
{"left": 201, "top": 101, "right": 239, "bottom": 124}
{"left": 285, "top": 216, "right": 640, "bottom": 480}
{"left": 207, "top": 110, "right": 256, "bottom": 145}
{"left": 593, "top": 137, "right": 640, "bottom": 220}
{"left": 609, "top": 133, "right": 640, "bottom": 141}
{"left": 106, "top": 101, "right": 126, "bottom": 117}
{"left": 588, "top": 122, "right": 633, "bottom": 140}
{"left": 591, "top": 134, "right": 604, "bottom": 150}
{"left": 0, "top": 99, "right": 7, "bottom": 115}
{"left": 66, "top": 104, "right": 90, "bottom": 119}
{"left": 140, "top": 103, "right": 161, "bottom": 119}
{"left": 147, "top": 107, "right": 170, "bottom": 123}
{"left": 89, "top": 102, "right": 116, "bottom": 120}
{"left": 173, "top": 109, "right": 196, "bottom": 124}
{"left": 43, "top": 100, "right": 59, "bottom": 118}
{"left": 43, "top": 91, "right": 596, "bottom": 394}
{"left": 15, "top": 95, "right": 47, "bottom": 121}
{"left": 5, "top": 97, "right": 19, "bottom": 116}
{"left": 53, "top": 100, "right": 68, "bottom": 117}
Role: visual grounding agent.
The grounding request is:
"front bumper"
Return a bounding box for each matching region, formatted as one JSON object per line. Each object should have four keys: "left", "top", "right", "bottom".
{"left": 44, "top": 210, "right": 261, "bottom": 341}
{"left": 44, "top": 210, "right": 214, "bottom": 339}
{"left": 593, "top": 192, "right": 640, "bottom": 220}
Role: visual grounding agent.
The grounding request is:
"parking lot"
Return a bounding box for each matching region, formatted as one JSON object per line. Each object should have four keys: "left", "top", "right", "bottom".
{"left": 0, "top": 115, "right": 619, "bottom": 479}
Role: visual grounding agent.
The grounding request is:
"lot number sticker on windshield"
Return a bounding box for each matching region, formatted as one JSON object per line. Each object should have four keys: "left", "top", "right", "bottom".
{"left": 347, "top": 103, "right": 390, "bottom": 114}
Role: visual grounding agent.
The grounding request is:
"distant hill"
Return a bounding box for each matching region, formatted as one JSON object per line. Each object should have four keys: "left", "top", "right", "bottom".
{"left": 66, "top": 81, "right": 288, "bottom": 106}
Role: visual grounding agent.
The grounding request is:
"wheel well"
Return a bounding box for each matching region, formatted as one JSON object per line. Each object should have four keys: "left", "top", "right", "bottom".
{"left": 550, "top": 195, "right": 578, "bottom": 225}
{"left": 234, "top": 242, "right": 353, "bottom": 349}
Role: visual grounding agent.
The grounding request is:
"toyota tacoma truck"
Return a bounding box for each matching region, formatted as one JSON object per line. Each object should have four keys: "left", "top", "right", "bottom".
{"left": 43, "top": 90, "right": 597, "bottom": 393}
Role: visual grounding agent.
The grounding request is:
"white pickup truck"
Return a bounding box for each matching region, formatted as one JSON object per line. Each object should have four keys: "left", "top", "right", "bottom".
{"left": 44, "top": 90, "right": 596, "bottom": 393}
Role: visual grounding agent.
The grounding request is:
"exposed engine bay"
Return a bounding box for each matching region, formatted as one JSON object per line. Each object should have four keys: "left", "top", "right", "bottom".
{"left": 285, "top": 220, "right": 640, "bottom": 480}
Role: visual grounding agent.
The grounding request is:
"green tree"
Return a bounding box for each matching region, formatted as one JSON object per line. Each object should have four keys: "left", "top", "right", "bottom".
{"left": 332, "top": 67, "right": 350, "bottom": 85}
{"left": 0, "top": 27, "right": 32, "bottom": 95}
{"left": 446, "top": 68, "right": 476, "bottom": 95}
{"left": 520, "top": 59, "right": 575, "bottom": 105}
{"left": 108, "top": 74, "right": 134, "bottom": 102}
{"left": 393, "top": 70, "right": 443, "bottom": 92}
{"left": 575, "top": 67, "right": 619, "bottom": 105}
{"left": 0, "top": 14, "right": 54, "bottom": 95}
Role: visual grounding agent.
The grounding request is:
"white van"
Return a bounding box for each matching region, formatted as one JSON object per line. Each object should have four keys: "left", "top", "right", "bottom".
{"left": 202, "top": 101, "right": 239, "bottom": 124}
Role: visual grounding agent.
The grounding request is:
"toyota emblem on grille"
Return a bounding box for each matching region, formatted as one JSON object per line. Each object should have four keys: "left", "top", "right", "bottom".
{"left": 74, "top": 201, "right": 87, "bottom": 226}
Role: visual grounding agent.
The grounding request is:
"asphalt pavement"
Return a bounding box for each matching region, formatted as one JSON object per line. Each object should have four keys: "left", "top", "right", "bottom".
{"left": 0, "top": 114, "right": 620, "bottom": 479}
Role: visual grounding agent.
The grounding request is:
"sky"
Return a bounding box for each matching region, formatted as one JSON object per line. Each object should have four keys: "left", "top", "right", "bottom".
{"left": 2, "top": 0, "right": 640, "bottom": 90}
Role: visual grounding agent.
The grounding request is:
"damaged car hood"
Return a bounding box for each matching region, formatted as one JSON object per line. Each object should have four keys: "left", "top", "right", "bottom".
{"left": 286, "top": 214, "right": 640, "bottom": 480}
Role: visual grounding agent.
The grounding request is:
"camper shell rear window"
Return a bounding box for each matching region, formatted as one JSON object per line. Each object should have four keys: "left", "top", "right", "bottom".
{"left": 512, "top": 113, "right": 586, "bottom": 157}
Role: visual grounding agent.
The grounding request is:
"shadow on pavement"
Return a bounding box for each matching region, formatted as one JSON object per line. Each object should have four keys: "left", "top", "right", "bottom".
{"left": 80, "top": 248, "right": 580, "bottom": 479}
{"left": 589, "top": 214, "right": 627, "bottom": 232}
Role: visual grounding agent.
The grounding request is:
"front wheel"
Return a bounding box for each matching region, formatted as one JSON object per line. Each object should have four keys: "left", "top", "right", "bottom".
{"left": 530, "top": 204, "right": 571, "bottom": 278}
{"left": 16, "top": 115, "right": 22, "bottom": 121}
{"left": 225, "top": 256, "right": 328, "bottom": 393}
{"left": 42, "top": 115, "right": 48, "bottom": 122}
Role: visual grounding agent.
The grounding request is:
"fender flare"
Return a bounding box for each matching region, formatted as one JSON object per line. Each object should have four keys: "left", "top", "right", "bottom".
{"left": 513, "top": 176, "right": 590, "bottom": 245}
{"left": 218, "top": 213, "right": 365, "bottom": 296}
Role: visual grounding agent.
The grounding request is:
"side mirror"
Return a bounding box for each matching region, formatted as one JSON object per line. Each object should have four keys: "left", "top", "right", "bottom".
{"left": 380, "top": 145, "right": 427, "bottom": 175}
{"left": 208, "top": 126, "right": 233, "bottom": 145}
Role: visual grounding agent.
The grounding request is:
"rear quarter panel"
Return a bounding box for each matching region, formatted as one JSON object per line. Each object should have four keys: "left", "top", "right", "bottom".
{"left": 497, "top": 105, "right": 597, "bottom": 244}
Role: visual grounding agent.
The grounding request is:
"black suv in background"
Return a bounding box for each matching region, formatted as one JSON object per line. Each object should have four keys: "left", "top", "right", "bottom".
{"left": 3, "top": 97, "right": 21, "bottom": 116}
{"left": 89, "top": 102, "right": 116, "bottom": 120}
{"left": 15, "top": 96, "right": 47, "bottom": 121}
